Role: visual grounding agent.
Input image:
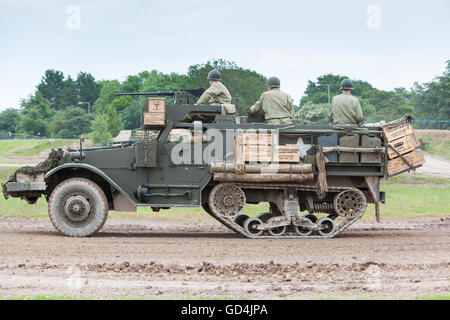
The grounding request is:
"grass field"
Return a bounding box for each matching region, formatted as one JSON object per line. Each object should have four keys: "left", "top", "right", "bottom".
{"left": 0, "top": 139, "right": 75, "bottom": 157}
{"left": 1, "top": 166, "right": 448, "bottom": 221}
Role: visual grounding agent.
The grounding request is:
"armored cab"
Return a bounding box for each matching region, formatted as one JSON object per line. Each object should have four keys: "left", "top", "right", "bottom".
{"left": 2, "top": 90, "right": 425, "bottom": 238}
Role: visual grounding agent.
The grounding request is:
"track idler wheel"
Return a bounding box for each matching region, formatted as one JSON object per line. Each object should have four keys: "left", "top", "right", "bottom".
{"left": 243, "top": 218, "right": 264, "bottom": 236}
{"left": 317, "top": 217, "right": 336, "bottom": 236}
{"left": 333, "top": 189, "right": 367, "bottom": 219}
{"left": 208, "top": 183, "right": 246, "bottom": 217}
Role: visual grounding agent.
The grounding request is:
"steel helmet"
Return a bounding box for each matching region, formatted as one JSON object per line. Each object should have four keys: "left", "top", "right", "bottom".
{"left": 340, "top": 79, "right": 354, "bottom": 90}
{"left": 267, "top": 76, "right": 281, "bottom": 88}
{"left": 207, "top": 69, "right": 222, "bottom": 81}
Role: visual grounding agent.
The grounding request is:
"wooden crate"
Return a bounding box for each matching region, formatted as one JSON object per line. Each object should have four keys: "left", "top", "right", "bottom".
{"left": 387, "top": 149, "right": 426, "bottom": 176}
{"left": 147, "top": 98, "right": 166, "bottom": 112}
{"left": 382, "top": 121, "right": 414, "bottom": 142}
{"left": 141, "top": 98, "right": 166, "bottom": 127}
{"left": 242, "top": 132, "right": 279, "bottom": 146}
{"left": 244, "top": 145, "right": 300, "bottom": 163}
{"left": 275, "top": 145, "right": 300, "bottom": 163}
{"left": 244, "top": 145, "right": 272, "bottom": 162}
{"left": 387, "top": 133, "right": 421, "bottom": 159}
{"left": 143, "top": 112, "right": 165, "bottom": 126}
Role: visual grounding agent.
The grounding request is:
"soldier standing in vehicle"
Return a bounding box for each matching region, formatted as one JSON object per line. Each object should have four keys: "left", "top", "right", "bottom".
{"left": 331, "top": 79, "right": 364, "bottom": 126}
{"left": 195, "top": 69, "right": 235, "bottom": 114}
{"left": 249, "top": 77, "right": 295, "bottom": 125}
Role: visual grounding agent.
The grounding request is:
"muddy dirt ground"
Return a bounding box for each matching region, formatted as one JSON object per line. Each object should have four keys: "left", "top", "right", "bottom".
{"left": 0, "top": 215, "right": 448, "bottom": 299}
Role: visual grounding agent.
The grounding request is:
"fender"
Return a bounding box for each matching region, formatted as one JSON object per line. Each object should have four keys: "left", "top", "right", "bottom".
{"left": 45, "top": 163, "right": 138, "bottom": 207}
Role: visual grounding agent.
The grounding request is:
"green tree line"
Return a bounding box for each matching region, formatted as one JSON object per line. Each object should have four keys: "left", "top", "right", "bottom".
{"left": 1, "top": 59, "right": 448, "bottom": 143}
{"left": 298, "top": 61, "right": 450, "bottom": 127}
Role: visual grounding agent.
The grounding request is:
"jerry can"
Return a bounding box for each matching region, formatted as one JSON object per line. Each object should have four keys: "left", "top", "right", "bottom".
{"left": 317, "top": 134, "right": 338, "bottom": 162}
{"left": 361, "top": 134, "right": 382, "bottom": 163}
{"left": 338, "top": 134, "right": 359, "bottom": 163}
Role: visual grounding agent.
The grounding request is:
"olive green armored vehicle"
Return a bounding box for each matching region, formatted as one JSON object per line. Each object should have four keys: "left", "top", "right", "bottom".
{"left": 2, "top": 90, "right": 425, "bottom": 238}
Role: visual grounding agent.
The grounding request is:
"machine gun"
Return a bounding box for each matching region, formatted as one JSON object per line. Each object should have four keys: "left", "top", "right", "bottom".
{"left": 115, "top": 88, "right": 205, "bottom": 105}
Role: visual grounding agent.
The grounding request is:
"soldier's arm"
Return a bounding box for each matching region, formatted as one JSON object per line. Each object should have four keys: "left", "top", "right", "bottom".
{"left": 249, "top": 94, "right": 264, "bottom": 113}
{"left": 354, "top": 99, "right": 364, "bottom": 125}
{"left": 195, "top": 88, "right": 214, "bottom": 105}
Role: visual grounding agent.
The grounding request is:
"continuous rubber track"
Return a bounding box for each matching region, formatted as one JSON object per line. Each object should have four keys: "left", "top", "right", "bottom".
{"left": 205, "top": 186, "right": 366, "bottom": 239}
{"left": 204, "top": 209, "right": 363, "bottom": 239}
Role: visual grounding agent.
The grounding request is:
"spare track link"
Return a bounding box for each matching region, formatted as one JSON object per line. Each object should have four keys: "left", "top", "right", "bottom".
{"left": 204, "top": 186, "right": 365, "bottom": 239}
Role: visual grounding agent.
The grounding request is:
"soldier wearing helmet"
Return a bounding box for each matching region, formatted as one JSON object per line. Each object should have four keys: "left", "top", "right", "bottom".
{"left": 195, "top": 69, "right": 235, "bottom": 114}
{"left": 249, "top": 76, "right": 295, "bottom": 125}
{"left": 331, "top": 79, "right": 363, "bottom": 126}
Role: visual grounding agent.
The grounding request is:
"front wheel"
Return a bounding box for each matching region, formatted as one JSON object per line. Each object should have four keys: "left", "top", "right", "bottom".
{"left": 48, "top": 178, "right": 109, "bottom": 237}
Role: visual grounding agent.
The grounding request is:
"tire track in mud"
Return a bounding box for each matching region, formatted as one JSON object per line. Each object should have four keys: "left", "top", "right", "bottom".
{"left": 0, "top": 215, "right": 449, "bottom": 298}
{"left": 2, "top": 260, "right": 448, "bottom": 276}
{"left": 0, "top": 261, "right": 448, "bottom": 299}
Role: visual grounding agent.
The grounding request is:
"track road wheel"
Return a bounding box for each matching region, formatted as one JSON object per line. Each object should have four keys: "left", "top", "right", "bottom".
{"left": 333, "top": 189, "right": 367, "bottom": 219}
{"left": 243, "top": 218, "right": 263, "bottom": 236}
{"left": 234, "top": 214, "right": 249, "bottom": 227}
{"left": 317, "top": 217, "right": 336, "bottom": 236}
{"left": 294, "top": 217, "right": 314, "bottom": 236}
{"left": 256, "top": 212, "right": 273, "bottom": 223}
{"left": 267, "top": 217, "right": 286, "bottom": 236}
{"left": 48, "top": 178, "right": 108, "bottom": 237}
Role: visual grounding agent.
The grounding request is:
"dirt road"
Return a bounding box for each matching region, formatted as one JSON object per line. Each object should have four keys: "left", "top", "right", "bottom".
{"left": 0, "top": 215, "right": 448, "bottom": 299}
{"left": 416, "top": 152, "right": 450, "bottom": 178}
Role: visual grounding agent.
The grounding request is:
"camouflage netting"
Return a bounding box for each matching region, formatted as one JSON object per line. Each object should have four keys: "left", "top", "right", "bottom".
{"left": 2, "top": 149, "right": 64, "bottom": 200}
{"left": 12, "top": 149, "right": 64, "bottom": 181}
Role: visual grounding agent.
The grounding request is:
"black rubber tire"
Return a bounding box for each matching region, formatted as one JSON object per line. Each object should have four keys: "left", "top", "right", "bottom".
{"left": 48, "top": 178, "right": 109, "bottom": 237}
{"left": 243, "top": 218, "right": 263, "bottom": 236}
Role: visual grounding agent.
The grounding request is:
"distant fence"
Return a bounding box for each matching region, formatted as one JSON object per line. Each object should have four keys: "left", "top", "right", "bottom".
{"left": 0, "top": 132, "right": 47, "bottom": 140}
{"left": 364, "top": 120, "right": 449, "bottom": 130}
{"left": 410, "top": 120, "right": 450, "bottom": 130}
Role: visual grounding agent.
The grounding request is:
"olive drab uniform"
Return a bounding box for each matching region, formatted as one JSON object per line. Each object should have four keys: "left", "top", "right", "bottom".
{"left": 250, "top": 88, "right": 295, "bottom": 125}
{"left": 331, "top": 92, "right": 364, "bottom": 126}
{"left": 196, "top": 81, "right": 235, "bottom": 114}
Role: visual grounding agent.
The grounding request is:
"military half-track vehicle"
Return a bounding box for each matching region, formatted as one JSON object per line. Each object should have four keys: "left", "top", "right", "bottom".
{"left": 2, "top": 90, "right": 425, "bottom": 238}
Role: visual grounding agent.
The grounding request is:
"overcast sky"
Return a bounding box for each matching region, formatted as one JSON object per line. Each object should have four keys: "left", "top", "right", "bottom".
{"left": 1, "top": 0, "right": 449, "bottom": 110}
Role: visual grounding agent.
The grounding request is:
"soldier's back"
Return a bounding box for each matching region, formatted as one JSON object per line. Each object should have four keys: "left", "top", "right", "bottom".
{"left": 331, "top": 93, "right": 362, "bottom": 126}
{"left": 209, "top": 81, "right": 232, "bottom": 105}
{"left": 260, "top": 89, "right": 293, "bottom": 121}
